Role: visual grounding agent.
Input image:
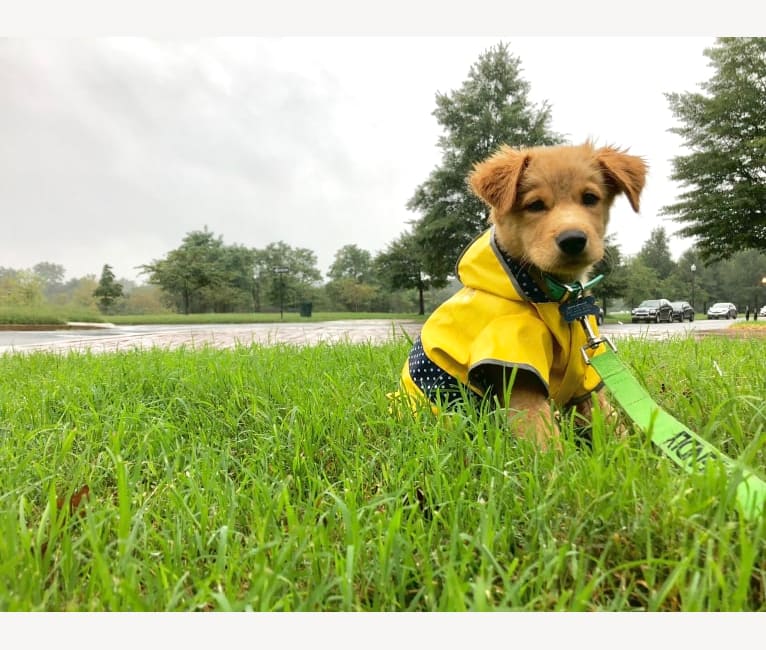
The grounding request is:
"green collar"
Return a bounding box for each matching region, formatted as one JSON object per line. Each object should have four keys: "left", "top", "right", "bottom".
{"left": 544, "top": 273, "right": 604, "bottom": 302}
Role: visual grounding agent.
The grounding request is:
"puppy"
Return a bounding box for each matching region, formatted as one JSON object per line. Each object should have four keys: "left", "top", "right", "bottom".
{"left": 398, "top": 142, "right": 647, "bottom": 448}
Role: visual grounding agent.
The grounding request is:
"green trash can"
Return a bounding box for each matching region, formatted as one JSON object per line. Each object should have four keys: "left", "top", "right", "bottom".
{"left": 299, "top": 301, "right": 313, "bottom": 317}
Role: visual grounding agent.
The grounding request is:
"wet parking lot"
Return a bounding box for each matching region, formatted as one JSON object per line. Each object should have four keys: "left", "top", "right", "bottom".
{"left": 0, "top": 317, "right": 740, "bottom": 355}
{"left": 0, "top": 320, "right": 423, "bottom": 354}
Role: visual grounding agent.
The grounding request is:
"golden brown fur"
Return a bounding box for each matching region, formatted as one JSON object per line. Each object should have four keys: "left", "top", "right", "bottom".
{"left": 467, "top": 142, "right": 647, "bottom": 448}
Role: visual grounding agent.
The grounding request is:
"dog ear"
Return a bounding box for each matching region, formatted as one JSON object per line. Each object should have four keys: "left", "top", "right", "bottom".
{"left": 468, "top": 145, "right": 530, "bottom": 214}
{"left": 595, "top": 146, "right": 648, "bottom": 213}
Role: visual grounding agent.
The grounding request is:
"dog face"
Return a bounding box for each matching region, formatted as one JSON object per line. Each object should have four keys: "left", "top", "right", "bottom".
{"left": 469, "top": 142, "right": 647, "bottom": 282}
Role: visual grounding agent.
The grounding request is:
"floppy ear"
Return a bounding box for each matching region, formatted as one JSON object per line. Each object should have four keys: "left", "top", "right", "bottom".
{"left": 595, "top": 146, "right": 648, "bottom": 213}
{"left": 468, "top": 145, "right": 530, "bottom": 214}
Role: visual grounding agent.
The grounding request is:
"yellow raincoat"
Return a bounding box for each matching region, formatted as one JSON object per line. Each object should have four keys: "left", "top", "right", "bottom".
{"left": 399, "top": 228, "right": 604, "bottom": 411}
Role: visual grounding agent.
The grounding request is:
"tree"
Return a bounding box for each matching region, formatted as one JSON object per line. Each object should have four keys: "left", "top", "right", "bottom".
{"left": 33, "top": 262, "right": 66, "bottom": 300}
{"left": 0, "top": 268, "right": 43, "bottom": 306}
{"left": 253, "top": 242, "right": 322, "bottom": 312}
{"left": 140, "top": 228, "right": 230, "bottom": 314}
{"left": 707, "top": 248, "right": 766, "bottom": 309}
{"left": 621, "top": 257, "right": 661, "bottom": 309}
{"left": 68, "top": 275, "right": 99, "bottom": 310}
{"left": 93, "top": 264, "right": 124, "bottom": 313}
{"left": 591, "top": 235, "right": 627, "bottom": 315}
{"left": 408, "top": 42, "right": 564, "bottom": 283}
{"left": 325, "top": 277, "right": 378, "bottom": 312}
{"left": 637, "top": 227, "right": 676, "bottom": 280}
{"left": 374, "top": 230, "right": 431, "bottom": 315}
{"left": 663, "top": 38, "right": 766, "bottom": 262}
{"left": 213, "top": 243, "right": 257, "bottom": 312}
{"left": 327, "top": 244, "right": 373, "bottom": 283}
{"left": 325, "top": 245, "right": 378, "bottom": 312}
{"left": 120, "top": 285, "right": 170, "bottom": 315}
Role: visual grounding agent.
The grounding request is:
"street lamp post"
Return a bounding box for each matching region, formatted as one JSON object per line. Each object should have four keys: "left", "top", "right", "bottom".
{"left": 690, "top": 263, "right": 696, "bottom": 314}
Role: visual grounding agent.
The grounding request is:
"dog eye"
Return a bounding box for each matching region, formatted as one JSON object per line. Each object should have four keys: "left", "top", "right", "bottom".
{"left": 582, "top": 192, "right": 600, "bottom": 206}
{"left": 525, "top": 200, "right": 547, "bottom": 213}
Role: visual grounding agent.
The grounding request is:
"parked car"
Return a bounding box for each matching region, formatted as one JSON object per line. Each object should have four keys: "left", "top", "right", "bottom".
{"left": 670, "top": 301, "right": 695, "bottom": 322}
{"left": 707, "top": 302, "right": 738, "bottom": 319}
{"left": 631, "top": 298, "right": 674, "bottom": 323}
{"left": 759, "top": 306, "right": 766, "bottom": 318}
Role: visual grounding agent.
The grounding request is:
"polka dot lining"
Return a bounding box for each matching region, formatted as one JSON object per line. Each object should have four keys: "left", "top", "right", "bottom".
{"left": 498, "top": 247, "right": 553, "bottom": 303}
{"left": 409, "top": 242, "right": 553, "bottom": 410}
{"left": 408, "top": 336, "right": 479, "bottom": 408}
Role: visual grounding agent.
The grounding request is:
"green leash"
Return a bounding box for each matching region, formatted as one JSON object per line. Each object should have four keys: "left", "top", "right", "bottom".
{"left": 589, "top": 346, "right": 766, "bottom": 521}
{"left": 552, "top": 274, "right": 766, "bottom": 521}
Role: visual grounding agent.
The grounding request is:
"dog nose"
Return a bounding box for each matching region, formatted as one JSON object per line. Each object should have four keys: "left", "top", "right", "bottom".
{"left": 556, "top": 230, "right": 588, "bottom": 256}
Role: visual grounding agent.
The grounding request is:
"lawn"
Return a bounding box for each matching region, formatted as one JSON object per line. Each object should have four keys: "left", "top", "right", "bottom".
{"left": 0, "top": 335, "right": 764, "bottom": 611}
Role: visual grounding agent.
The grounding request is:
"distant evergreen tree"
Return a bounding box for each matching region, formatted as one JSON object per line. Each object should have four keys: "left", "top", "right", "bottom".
{"left": 93, "top": 264, "right": 124, "bottom": 313}
{"left": 408, "top": 42, "right": 564, "bottom": 283}
{"left": 663, "top": 38, "right": 766, "bottom": 261}
{"left": 637, "top": 227, "right": 676, "bottom": 280}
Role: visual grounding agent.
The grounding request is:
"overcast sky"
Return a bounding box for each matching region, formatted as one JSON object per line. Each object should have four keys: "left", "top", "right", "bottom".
{"left": 0, "top": 35, "right": 719, "bottom": 283}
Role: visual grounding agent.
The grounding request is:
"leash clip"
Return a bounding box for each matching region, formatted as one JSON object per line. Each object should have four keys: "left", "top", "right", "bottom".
{"left": 545, "top": 272, "right": 613, "bottom": 364}
{"left": 578, "top": 315, "right": 616, "bottom": 365}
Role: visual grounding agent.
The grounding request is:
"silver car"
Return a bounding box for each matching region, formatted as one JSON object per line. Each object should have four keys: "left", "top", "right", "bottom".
{"left": 707, "top": 302, "right": 737, "bottom": 319}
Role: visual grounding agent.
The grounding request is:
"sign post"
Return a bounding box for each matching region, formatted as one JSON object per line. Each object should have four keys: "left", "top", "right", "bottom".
{"left": 273, "top": 267, "right": 289, "bottom": 320}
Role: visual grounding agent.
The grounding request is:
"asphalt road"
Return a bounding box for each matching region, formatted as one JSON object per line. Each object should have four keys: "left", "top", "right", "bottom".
{"left": 0, "top": 317, "right": 740, "bottom": 355}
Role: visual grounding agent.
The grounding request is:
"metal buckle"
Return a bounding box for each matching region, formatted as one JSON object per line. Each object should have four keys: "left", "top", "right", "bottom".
{"left": 579, "top": 315, "right": 616, "bottom": 364}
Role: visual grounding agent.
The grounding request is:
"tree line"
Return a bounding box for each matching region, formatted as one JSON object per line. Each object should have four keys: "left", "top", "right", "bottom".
{"left": 3, "top": 225, "right": 766, "bottom": 317}
{"left": 138, "top": 228, "right": 439, "bottom": 315}
{"left": 3, "top": 38, "right": 765, "bottom": 316}
{"left": 0, "top": 234, "right": 440, "bottom": 316}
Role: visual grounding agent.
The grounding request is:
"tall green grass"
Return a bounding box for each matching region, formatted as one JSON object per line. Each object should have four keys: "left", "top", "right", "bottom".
{"left": 0, "top": 336, "right": 764, "bottom": 611}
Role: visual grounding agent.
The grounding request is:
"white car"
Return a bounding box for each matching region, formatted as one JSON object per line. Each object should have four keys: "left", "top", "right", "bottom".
{"left": 707, "top": 302, "right": 738, "bottom": 319}
{"left": 759, "top": 306, "right": 766, "bottom": 318}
